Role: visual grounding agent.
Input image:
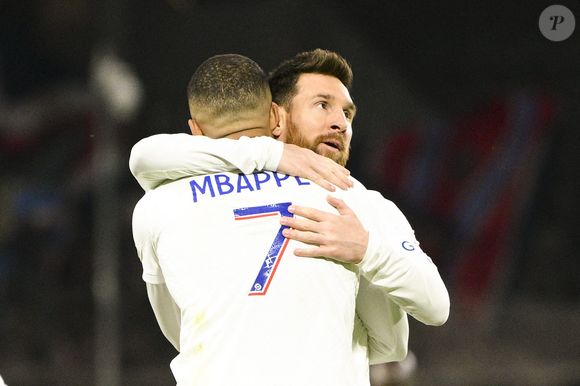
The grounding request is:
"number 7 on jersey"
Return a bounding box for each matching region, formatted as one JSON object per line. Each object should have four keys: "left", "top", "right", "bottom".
{"left": 233, "top": 202, "right": 293, "bottom": 296}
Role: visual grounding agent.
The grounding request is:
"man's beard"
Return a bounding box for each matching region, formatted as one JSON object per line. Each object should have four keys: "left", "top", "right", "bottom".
{"left": 285, "top": 120, "right": 350, "bottom": 167}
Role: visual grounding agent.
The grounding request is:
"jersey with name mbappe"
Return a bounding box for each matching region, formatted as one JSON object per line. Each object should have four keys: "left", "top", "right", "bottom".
{"left": 133, "top": 170, "right": 371, "bottom": 386}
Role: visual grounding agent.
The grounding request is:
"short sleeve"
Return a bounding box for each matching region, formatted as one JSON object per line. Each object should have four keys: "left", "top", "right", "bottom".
{"left": 132, "top": 196, "right": 166, "bottom": 284}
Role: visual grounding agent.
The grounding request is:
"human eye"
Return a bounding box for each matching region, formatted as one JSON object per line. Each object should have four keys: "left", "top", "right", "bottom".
{"left": 344, "top": 109, "right": 356, "bottom": 122}
{"left": 316, "top": 100, "right": 328, "bottom": 110}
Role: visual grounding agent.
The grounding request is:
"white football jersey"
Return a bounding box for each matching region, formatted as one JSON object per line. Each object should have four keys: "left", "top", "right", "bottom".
{"left": 133, "top": 171, "right": 372, "bottom": 386}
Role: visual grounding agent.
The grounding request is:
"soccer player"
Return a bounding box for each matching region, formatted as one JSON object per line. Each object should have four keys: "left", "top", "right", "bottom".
{"left": 132, "top": 52, "right": 449, "bottom": 385}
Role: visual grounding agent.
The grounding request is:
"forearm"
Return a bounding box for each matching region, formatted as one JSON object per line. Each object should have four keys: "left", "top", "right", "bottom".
{"left": 129, "top": 133, "right": 283, "bottom": 191}
{"left": 360, "top": 229, "right": 450, "bottom": 326}
{"left": 358, "top": 194, "right": 450, "bottom": 326}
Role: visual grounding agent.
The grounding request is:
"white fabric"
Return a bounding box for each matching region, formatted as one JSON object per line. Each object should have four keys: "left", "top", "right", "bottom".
{"left": 147, "top": 282, "right": 181, "bottom": 351}
{"left": 129, "top": 134, "right": 283, "bottom": 191}
{"left": 358, "top": 190, "right": 449, "bottom": 326}
{"left": 130, "top": 133, "right": 450, "bottom": 384}
{"left": 133, "top": 172, "right": 367, "bottom": 385}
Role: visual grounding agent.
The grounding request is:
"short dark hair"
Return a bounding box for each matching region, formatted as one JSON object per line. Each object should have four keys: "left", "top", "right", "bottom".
{"left": 187, "top": 54, "right": 270, "bottom": 121}
{"left": 268, "top": 49, "right": 353, "bottom": 107}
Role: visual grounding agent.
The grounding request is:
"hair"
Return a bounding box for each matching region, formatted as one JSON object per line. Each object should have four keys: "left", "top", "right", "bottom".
{"left": 187, "top": 54, "right": 271, "bottom": 123}
{"left": 268, "top": 48, "right": 353, "bottom": 108}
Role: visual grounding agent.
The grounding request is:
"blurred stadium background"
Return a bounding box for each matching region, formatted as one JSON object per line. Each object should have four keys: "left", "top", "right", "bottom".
{"left": 1, "top": 1, "right": 579, "bottom": 385}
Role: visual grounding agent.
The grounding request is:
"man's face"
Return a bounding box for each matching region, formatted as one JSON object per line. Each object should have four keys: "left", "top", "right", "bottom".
{"left": 280, "top": 73, "right": 356, "bottom": 167}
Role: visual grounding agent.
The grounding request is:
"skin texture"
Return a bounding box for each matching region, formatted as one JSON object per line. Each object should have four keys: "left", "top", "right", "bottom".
{"left": 276, "top": 142, "right": 352, "bottom": 191}
{"left": 274, "top": 73, "right": 356, "bottom": 167}
{"left": 281, "top": 195, "right": 369, "bottom": 264}
{"left": 273, "top": 73, "right": 367, "bottom": 262}
{"left": 188, "top": 100, "right": 353, "bottom": 192}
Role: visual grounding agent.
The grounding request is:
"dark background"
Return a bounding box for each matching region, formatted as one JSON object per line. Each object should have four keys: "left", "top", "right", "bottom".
{"left": 1, "top": 1, "right": 579, "bottom": 385}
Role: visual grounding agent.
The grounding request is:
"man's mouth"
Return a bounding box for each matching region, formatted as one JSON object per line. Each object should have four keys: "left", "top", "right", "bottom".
{"left": 320, "top": 139, "right": 343, "bottom": 151}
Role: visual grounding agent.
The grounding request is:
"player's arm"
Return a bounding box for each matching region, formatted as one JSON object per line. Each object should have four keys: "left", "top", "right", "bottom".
{"left": 281, "top": 214, "right": 409, "bottom": 362}
{"left": 356, "top": 277, "right": 409, "bottom": 364}
{"left": 146, "top": 282, "right": 181, "bottom": 351}
{"left": 280, "top": 192, "right": 450, "bottom": 327}
{"left": 133, "top": 198, "right": 181, "bottom": 351}
{"left": 129, "top": 133, "right": 282, "bottom": 190}
{"left": 129, "top": 133, "right": 351, "bottom": 191}
{"left": 280, "top": 195, "right": 409, "bottom": 362}
{"left": 356, "top": 192, "right": 450, "bottom": 326}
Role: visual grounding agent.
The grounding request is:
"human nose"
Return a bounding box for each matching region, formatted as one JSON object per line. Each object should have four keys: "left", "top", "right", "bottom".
{"left": 329, "top": 109, "right": 348, "bottom": 133}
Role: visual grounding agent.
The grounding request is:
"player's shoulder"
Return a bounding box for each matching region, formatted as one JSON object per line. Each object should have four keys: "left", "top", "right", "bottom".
{"left": 132, "top": 189, "right": 161, "bottom": 219}
{"left": 333, "top": 176, "right": 384, "bottom": 201}
{"left": 150, "top": 174, "right": 208, "bottom": 195}
{"left": 335, "top": 177, "right": 406, "bottom": 217}
{"left": 133, "top": 176, "right": 199, "bottom": 229}
{"left": 348, "top": 176, "right": 367, "bottom": 189}
{"left": 348, "top": 177, "right": 398, "bottom": 204}
{"left": 137, "top": 176, "right": 194, "bottom": 208}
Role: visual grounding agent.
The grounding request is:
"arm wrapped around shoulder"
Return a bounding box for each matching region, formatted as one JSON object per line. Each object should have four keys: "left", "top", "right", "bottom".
{"left": 129, "top": 134, "right": 283, "bottom": 191}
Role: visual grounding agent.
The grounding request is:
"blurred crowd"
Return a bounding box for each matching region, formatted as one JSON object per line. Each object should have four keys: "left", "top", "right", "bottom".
{"left": 1, "top": 1, "right": 579, "bottom": 385}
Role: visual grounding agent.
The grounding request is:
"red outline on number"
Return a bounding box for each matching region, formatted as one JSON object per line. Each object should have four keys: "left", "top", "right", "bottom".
{"left": 234, "top": 203, "right": 292, "bottom": 296}
{"left": 248, "top": 237, "right": 290, "bottom": 296}
{"left": 234, "top": 212, "right": 278, "bottom": 221}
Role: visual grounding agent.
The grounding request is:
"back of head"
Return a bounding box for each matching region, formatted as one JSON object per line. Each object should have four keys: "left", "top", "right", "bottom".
{"left": 187, "top": 54, "right": 271, "bottom": 137}
{"left": 268, "top": 48, "right": 353, "bottom": 108}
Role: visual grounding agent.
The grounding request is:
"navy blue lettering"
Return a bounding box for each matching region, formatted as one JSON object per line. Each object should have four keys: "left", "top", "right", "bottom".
{"left": 215, "top": 174, "right": 234, "bottom": 195}
{"left": 190, "top": 171, "right": 315, "bottom": 204}
{"left": 253, "top": 172, "right": 271, "bottom": 190}
{"left": 295, "top": 176, "right": 311, "bottom": 186}
{"left": 237, "top": 174, "right": 255, "bottom": 193}
{"left": 273, "top": 172, "right": 290, "bottom": 187}
{"left": 189, "top": 176, "right": 215, "bottom": 203}
{"left": 401, "top": 241, "right": 416, "bottom": 251}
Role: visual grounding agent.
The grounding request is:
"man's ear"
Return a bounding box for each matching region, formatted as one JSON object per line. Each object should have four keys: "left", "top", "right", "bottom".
{"left": 188, "top": 118, "right": 204, "bottom": 136}
{"left": 269, "top": 102, "right": 280, "bottom": 133}
{"left": 272, "top": 103, "right": 287, "bottom": 140}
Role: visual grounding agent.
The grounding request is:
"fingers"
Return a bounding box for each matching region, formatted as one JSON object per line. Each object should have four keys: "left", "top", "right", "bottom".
{"left": 281, "top": 227, "right": 336, "bottom": 259}
{"left": 325, "top": 157, "right": 350, "bottom": 177}
{"left": 287, "top": 204, "right": 331, "bottom": 223}
{"left": 293, "top": 246, "right": 325, "bottom": 257}
{"left": 280, "top": 231, "right": 336, "bottom": 259}
{"left": 280, "top": 213, "right": 319, "bottom": 232}
{"left": 310, "top": 176, "right": 336, "bottom": 192}
{"left": 309, "top": 164, "right": 351, "bottom": 191}
{"left": 286, "top": 196, "right": 350, "bottom": 221}
{"left": 329, "top": 173, "right": 352, "bottom": 191}
{"left": 326, "top": 195, "right": 353, "bottom": 216}
{"left": 282, "top": 227, "right": 321, "bottom": 245}
{"left": 316, "top": 161, "right": 352, "bottom": 190}
{"left": 277, "top": 143, "right": 352, "bottom": 191}
{"left": 283, "top": 199, "right": 353, "bottom": 227}
{"left": 280, "top": 210, "right": 336, "bottom": 256}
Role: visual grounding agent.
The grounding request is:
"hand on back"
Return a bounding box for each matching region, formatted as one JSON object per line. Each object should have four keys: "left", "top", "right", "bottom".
{"left": 280, "top": 195, "right": 369, "bottom": 264}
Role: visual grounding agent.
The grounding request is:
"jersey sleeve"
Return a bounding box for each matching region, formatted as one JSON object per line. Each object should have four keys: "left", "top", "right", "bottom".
{"left": 132, "top": 196, "right": 166, "bottom": 284}
{"left": 146, "top": 282, "right": 181, "bottom": 351}
{"left": 356, "top": 275, "right": 409, "bottom": 364}
{"left": 129, "top": 133, "right": 284, "bottom": 191}
{"left": 357, "top": 191, "right": 450, "bottom": 327}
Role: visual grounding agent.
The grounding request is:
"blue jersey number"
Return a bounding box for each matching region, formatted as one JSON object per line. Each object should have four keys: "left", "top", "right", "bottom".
{"left": 233, "top": 202, "right": 293, "bottom": 296}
